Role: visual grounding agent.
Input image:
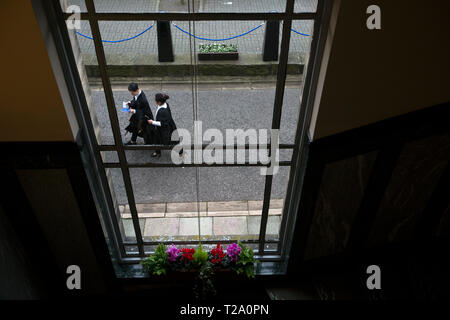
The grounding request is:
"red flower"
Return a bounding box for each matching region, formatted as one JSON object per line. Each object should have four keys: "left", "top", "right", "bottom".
{"left": 210, "top": 244, "right": 226, "bottom": 264}
{"left": 180, "top": 248, "right": 195, "bottom": 262}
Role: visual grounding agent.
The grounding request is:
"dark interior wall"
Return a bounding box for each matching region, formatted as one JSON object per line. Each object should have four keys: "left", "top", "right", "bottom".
{"left": 288, "top": 103, "right": 450, "bottom": 299}
{"left": 291, "top": 103, "right": 450, "bottom": 268}
{"left": 305, "top": 131, "right": 450, "bottom": 261}
{"left": 436, "top": 206, "right": 450, "bottom": 237}
{"left": 367, "top": 133, "right": 450, "bottom": 247}
{"left": 0, "top": 205, "right": 45, "bottom": 299}
{"left": 310, "top": 0, "right": 450, "bottom": 139}
{"left": 0, "top": 1, "right": 114, "bottom": 297}
{"left": 304, "top": 150, "right": 378, "bottom": 261}
{"left": 16, "top": 168, "right": 106, "bottom": 294}
{"left": 0, "top": 142, "right": 115, "bottom": 298}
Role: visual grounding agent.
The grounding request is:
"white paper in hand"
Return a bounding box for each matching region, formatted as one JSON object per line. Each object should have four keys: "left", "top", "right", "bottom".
{"left": 121, "top": 101, "right": 129, "bottom": 112}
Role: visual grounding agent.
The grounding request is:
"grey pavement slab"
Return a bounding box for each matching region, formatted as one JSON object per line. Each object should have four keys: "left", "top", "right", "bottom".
{"left": 179, "top": 217, "right": 213, "bottom": 236}
{"left": 247, "top": 215, "right": 281, "bottom": 235}
{"left": 143, "top": 217, "right": 179, "bottom": 236}
{"left": 213, "top": 216, "right": 248, "bottom": 235}
{"left": 122, "top": 218, "right": 145, "bottom": 238}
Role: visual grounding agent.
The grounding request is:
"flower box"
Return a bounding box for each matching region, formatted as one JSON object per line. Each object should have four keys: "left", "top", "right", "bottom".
{"left": 140, "top": 242, "right": 259, "bottom": 299}
{"left": 198, "top": 52, "right": 239, "bottom": 61}
{"left": 198, "top": 43, "right": 239, "bottom": 61}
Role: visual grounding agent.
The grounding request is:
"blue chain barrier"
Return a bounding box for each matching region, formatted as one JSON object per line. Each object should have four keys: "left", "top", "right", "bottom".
{"left": 291, "top": 28, "right": 310, "bottom": 36}
{"left": 171, "top": 22, "right": 265, "bottom": 41}
{"left": 74, "top": 22, "right": 309, "bottom": 43}
{"left": 75, "top": 24, "right": 154, "bottom": 43}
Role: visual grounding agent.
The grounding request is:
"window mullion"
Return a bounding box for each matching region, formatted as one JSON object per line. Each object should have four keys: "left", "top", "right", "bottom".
{"left": 85, "top": 0, "right": 145, "bottom": 257}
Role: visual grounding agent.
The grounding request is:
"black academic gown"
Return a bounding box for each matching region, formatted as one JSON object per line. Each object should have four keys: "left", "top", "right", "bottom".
{"left": 124, "top": 91, "right": 156, "bottom": 144}
{"left": 154, "top": 103, "right": 178, "bottom": 145}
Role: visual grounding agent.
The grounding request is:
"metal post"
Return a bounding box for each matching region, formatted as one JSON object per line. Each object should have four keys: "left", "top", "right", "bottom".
{"left": 157, "top": 20, "right": 174, "bottom": 62}
{"left": 263, "top": 19, "right": 280, "bottom": 61}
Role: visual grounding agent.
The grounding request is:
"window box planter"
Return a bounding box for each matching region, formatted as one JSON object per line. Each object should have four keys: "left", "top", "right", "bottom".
{"left": 140, "top": 242, "right": 259, "bottom": 299}
{"left": 198, "top": 43, "right": 239, "bottom": 61}
{"left": 198, "top": 52, "right": 239, "bottom": 61}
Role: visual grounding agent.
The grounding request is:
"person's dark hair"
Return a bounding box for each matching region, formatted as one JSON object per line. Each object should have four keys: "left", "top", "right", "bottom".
{"left": 128, "top": 82, "right": 139, "bottom": 92}
{"left": 155, "top": 93, "right": 169, "bottom": 103}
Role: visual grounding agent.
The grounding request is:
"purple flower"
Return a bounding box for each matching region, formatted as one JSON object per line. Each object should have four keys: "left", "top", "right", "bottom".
{"left": 167, "top": 244, "right": 180, "bottom": 262}
{"left": 227, "top": 243, "right": 241, "bottom": 262}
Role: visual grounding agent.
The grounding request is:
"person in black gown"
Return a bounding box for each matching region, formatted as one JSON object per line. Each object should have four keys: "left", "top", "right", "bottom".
{"left": 147, "top": 93, "right": 183, "bottom": 157}
{"left": 124, "top": 83, "right": 155, "bottom": 145}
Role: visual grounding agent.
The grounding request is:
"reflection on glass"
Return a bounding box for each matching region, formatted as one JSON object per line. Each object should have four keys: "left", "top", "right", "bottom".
{"left": 100, "top": 151, "right": 119, "bottom": 163}
{"left": 266, "top": 166, "right": 290, "bottom": 242}
{"left": 280, "top": 20, "right": 314, "bottom": 144}
{"left": 106, "top": 168, "right": 138, "bottom": 243}
{"left": 62, "top": 15, "right": 116, "bottom": 145}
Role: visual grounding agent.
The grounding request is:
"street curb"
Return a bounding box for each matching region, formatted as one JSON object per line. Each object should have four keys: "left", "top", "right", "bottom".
{"left": 85, "top": 63, "right": 304, "bottom": 78}
{"left": 119, "top": 199, "right": 284, "bottom": 218}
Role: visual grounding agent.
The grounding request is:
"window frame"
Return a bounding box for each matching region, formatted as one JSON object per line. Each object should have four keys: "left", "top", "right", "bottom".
{"left": 46, "top": 0, "right": 331, "bottom": 268}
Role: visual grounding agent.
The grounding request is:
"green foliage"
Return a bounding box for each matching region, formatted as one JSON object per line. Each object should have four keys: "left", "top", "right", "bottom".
{"left": 140, "top": 243, "right": 168, "bottom": 276}
{"left": 193, "top": 262, "right": 216, "bottom": 300}
{"left": 235, "top": 241, "right": 260, "bottom": 278}
{"left": 199, "top": 43, "right": 238, "bottom": 53}
{"left": 193, "top": 244, "right": 209, "bottom": 267}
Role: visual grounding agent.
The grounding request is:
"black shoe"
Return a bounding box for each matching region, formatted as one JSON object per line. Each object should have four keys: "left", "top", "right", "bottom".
{"left": 125, "top": 140, "right": 136, "bottom": 145}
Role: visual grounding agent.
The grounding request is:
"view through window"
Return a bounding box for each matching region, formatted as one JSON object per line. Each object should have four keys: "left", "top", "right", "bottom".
{"left": 60, "top": 0, "right": 325, "bottom": 265}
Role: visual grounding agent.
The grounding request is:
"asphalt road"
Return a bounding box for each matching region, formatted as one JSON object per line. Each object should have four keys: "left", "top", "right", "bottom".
{"left": 92, "top": 87, "right": 301, "bottom": 204}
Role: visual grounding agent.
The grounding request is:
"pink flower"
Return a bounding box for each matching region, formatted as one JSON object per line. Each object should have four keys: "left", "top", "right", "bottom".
{"left": 167, "top": 244, "right": 180, "bottom": 262}
{"left": 227, "top": 243, "right": 241, "bottom": 262}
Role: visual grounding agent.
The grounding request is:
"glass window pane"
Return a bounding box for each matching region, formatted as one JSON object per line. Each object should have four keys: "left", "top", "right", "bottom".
{"left": 64, "top": 20, "right": 116, "bottom": 145}
{"left": 100, "top": 151, "right": 119, "bottom": 163}
{"left": 63, "top": 0, "right": 87, "bottom": 12}
{"left": 60, "top": 0, "right": 322, "bottom": 262}
{"left": 129, "top": 167, "right": 201, "bottom": 242}
{"left": 294, "top": 0, "right": 318, "bottom": 13}
{"left": 280, "top": 19, "right": 314, "bottom": 144}
{"left": 200, "top": 0, "right": 287, "bottom": 13}
{"left": 106, "top": 168, "right": 140, "bottom": 248}
{"left": 94, "top": 0, "right": 160, "bottom": 13}
{"left": 267, "top": 166, "right": 290, "bottom": 242}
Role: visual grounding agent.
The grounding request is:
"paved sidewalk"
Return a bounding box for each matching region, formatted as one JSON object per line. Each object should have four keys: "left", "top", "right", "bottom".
{"left": 121, "top": 199, "right": 284, "bottom": 240}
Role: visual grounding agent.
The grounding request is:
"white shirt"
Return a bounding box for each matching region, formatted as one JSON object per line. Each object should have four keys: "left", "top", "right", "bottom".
{"left": 130, "top": 90, "right": 141, "bottom": 113}
{"left": 134, "top": 90, "right": 141, "bottom": 101}
{"left": 151, "top": 103, "right": 167, "bottom": 127}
